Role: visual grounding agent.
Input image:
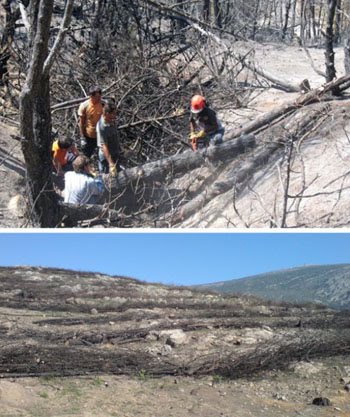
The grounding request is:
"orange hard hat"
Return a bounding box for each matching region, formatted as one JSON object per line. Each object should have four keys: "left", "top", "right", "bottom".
{"left": 190, "top": 95, "right": 205, "bottom": 113}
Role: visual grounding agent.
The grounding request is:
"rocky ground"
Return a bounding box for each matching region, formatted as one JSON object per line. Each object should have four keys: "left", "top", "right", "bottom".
{"left": 0, "top": 266, "right": 350, "bottom": 416}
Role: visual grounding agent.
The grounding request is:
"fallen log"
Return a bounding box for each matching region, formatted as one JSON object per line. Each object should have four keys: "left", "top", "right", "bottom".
{"left": 240, "top": 56, "right": 300, "bottom": 92}
{"left": 166, "top": 142, "right": 280, "bottom": 227}
{"left": 166, "top": 103, "right": 330, "bottom": 226}
{"left": 225, "top": 74, "right": 350, "bottom": 141}
{"left": 108, "top": 133, "right": 256, "bottom": 195}
{"left": 59, "top": 202, "right": 120, "bottom": 227}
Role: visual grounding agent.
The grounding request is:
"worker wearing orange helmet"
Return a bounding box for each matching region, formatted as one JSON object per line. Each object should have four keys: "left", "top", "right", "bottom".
{"left": 189, "top": 94, "right": 224, "bottom": 151}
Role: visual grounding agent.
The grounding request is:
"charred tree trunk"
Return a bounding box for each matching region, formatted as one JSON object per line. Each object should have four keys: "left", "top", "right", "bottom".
{"left": 213, "top": 0, "right": 222, "bottom": 28}
{"left": 0, "top": 0, "right": 25, "bottom": 85}
{"left": 251, "top": 0, "right": 260, "bottom": 40}
{"left": 300, "top": 0, "right": 306, "bottom": 44}
{"left": 325, "top": 0, "right": 340, "bottom": 95}
{"left": 282, "top": 0, "right": 292, "bottom": 40}
{"left": 334, "top": 0, "right": 342, "bottom": 45}
{"left": 203, "top": 0, "right": 210, "bottom": 23}
{"left": 19, "top": 0, "right": 58, "bottom": 227}
{"left": 19, "top": 0, "right": 73, "bottom": 227}
{"left": 309, "top": 0, "right": 317, "bottom": 40}
{"left": 290, "top": 0, "right": 297, "bottom": 39}
{"left": 345, "top": 27, "right": 350, "bottom": 74}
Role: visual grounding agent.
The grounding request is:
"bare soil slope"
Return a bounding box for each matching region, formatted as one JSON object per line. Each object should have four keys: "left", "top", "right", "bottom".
{"left": 1, "top": 266, "right": 350, "bottom": 416}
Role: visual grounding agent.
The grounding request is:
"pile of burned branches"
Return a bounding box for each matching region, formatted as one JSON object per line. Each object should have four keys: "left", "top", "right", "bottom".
{"left": 191, "top": 329, "right": 350, "bottom": 379}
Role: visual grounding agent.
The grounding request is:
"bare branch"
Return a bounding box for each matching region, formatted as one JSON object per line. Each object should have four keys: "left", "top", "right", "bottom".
{"left": 43, "top": 0, "right": 74, "bottom": 75}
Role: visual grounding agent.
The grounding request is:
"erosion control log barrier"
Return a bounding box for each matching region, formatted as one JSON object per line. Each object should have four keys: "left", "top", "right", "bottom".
{"left": 106, "top": 134, "right": 256, "bottom": 213}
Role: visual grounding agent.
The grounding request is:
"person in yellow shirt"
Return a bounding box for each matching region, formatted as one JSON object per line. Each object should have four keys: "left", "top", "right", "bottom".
{"left": 78, "top": 86, "right": 104, "bottom": 158}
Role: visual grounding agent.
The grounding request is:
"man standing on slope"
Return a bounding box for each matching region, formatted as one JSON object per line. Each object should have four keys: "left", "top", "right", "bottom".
{"left": 96, "top": 101, "right": 124, "bottom": 176}
{"left": 78, "top": 86, "right": 104, "bottom": 158}
{"left": 189, "top": 94, "right": 224, "bottom": 151}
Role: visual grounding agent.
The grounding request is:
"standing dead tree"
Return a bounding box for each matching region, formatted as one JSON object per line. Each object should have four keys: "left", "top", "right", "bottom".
{"left": 345, "top": 23, "right": 350, "bottom": 74}
{"left": 0, "top": 1, "right": 21, "bottom": 85}
{"left": 19, "top": 0, "right": 74, "bottom": 227}
{"left": 325, "top": 0, "right": 340, "bottom": 95}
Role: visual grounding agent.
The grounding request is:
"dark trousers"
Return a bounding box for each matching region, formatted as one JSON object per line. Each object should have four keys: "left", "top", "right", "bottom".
{"left": 81, "top": 137, "right": 97, "bottom": 159}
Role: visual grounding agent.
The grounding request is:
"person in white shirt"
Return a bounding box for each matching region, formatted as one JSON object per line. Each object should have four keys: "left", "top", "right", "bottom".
{"left": 64, "top": 155, "right": 105, "bottom": 205}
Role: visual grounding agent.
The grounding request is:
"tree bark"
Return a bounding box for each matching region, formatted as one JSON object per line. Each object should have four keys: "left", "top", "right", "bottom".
{"left": 203, "top": 0, "right": 210, "bottom": 23}
{"left": 290, "top": 0, "right": 297, "bottom": 38}
{"left": 19, "top": 0, "right": 58, "bottom": 227}
{"left": 0, "top": 0, "right": 23, "bottom": 85}
{"left": 19, "top": 0, "right": 73, "bottom": 227}
{"left": 281, "top": 0, "right": 292, "bottom": 40}
{"left": 325, "top": 0, "right": 339, "bottom": 95}
{"left": 251, "top": 0, "right": 260, "bottom": 40}
{"left": 345, "top": 27, "right": 350, "bottom": 74}
{"left": 167, "top": 142, "right": 280, "bottom": 227}
{"left": 213, "top": 0, "right": 222, "bottom": 28}
{"left": 300, "top": 0, "right": 306, "bottom": 44}
{"left": 334, "top": 0, "right": 342, "bottom": 45}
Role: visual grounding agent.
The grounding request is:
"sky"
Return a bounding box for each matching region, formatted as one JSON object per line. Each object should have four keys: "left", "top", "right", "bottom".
{"left": 1, "top": 232, "right": 349, "bottom": 286}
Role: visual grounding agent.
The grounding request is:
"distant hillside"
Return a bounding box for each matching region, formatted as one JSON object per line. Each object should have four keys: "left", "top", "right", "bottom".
{"left": 2, "top": 264, "right": 348, "bottom": 380}
{"left": 197, "top": 264, "right": 350, "bottom": 310}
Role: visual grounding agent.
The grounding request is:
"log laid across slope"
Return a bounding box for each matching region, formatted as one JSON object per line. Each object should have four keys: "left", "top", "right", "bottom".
{"left": 225, "top": 74, "right": 350, "bottom": 141}
{"left": 108, "top": 134, "right": 256, "bottom": 194}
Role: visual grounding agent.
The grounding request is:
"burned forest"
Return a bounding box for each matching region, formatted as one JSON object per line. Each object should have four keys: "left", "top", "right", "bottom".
{"left": 1, "top": 0, "right": 350, "bottom": 227}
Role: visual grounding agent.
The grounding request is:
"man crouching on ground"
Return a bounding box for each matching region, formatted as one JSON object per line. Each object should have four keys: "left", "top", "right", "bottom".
{"left": 96, "top": 101, "right": 124, "bottom": 176}
{"left": 64, "top": 155, "right": 105, "bottom": 205}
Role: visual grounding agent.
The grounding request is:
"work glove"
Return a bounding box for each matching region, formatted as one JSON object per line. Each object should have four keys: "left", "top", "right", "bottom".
{"left": 196, "top": 130, "right": 206, "bottom": 138}
{"left": 109, "top": 165, "right": 117, "bottom": 177}
{"left": 189, "top": 130, "right": 205, "bottom": 140}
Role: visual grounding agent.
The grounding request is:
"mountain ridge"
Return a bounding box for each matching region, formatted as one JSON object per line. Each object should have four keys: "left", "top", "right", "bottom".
{"left": 196, "top": 263, "right": 350, "bottom": 310}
